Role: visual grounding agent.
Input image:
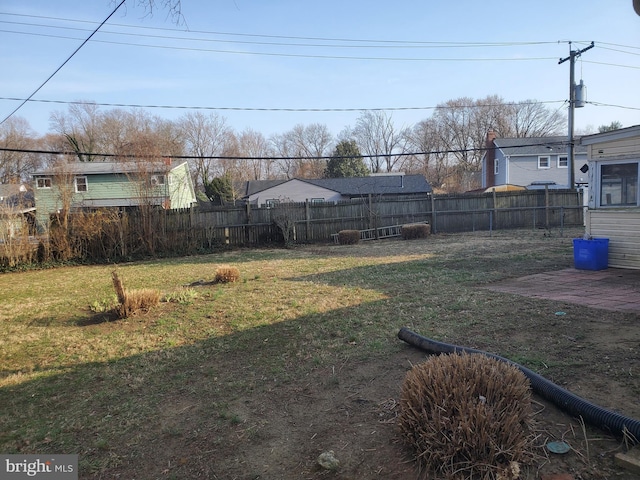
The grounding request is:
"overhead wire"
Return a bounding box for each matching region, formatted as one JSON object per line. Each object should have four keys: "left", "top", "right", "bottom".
{"left": 0, "top": 12, "right": 636, "bottom": 125}
{"left": 0, "top": 19, "right": 561, "bottom": 49}
{"left": 0, "top": 12, "right": 571, "bottom": 48}
{"left": 0, "top": 28, "right": 559, "bottom": 61}
{"left": 0, "top": 1, "right": 127, "bottom": 126}
{"left": 0, "top": 97, "right": 567, "bottom": 112}
{"left": 0, "top": 140, "right": 572, "bottom": 162}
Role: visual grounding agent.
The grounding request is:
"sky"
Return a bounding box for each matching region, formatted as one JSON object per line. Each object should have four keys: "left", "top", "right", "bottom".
{"left": 1, "top": 0, "right": 639, "bottom": 140}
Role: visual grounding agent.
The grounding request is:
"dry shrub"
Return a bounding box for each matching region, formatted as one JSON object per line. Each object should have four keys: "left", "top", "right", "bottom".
{"left": 0, "top": 237, "right": 37, "bottom": 268}
{"left": 337, "top": 230, "right": 360, "bottom": 245}
{"left": 399, "top": 353, "right": 535, "bottom": 480}
{"left": 111, "top": 271, "right": 160, "bottom": 319}
{"left": 215, "top": 265, "right": 240, "bottom": 284}
{"left": 401, "top": 223, "right": 431, "bottom": 240}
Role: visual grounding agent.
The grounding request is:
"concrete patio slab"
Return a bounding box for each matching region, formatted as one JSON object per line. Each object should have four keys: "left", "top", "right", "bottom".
{"left": 485, "top": 268, "right": 640, "bottom": 313}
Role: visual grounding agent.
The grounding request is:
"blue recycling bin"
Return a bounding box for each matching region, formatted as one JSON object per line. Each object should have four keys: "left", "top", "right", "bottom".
{"left": 573, "top": 238, "right": 609, "bottom": 270}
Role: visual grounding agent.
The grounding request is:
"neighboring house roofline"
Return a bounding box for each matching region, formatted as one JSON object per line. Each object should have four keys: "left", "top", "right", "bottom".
{"left": 580, "top": 124, "right": 640, "bottom": 145}
{"left": 492, "top": 136, "right": 587, "bottom": 157}
{"left": 243, "top": 174, "right": 432, "bottom": 200}
{"left": 32, "top": 159, "right": 186, "bottom": 177}
{"left": 243, "top": 179, "right": 289, "bottom": 197}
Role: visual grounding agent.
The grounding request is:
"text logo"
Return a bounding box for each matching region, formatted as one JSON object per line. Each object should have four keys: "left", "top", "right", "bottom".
{"left": 0, "top": 455, "right": 78, "bottom": 479}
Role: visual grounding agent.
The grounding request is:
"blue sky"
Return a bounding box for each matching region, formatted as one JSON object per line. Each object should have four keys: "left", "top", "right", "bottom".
{"left": 1, "top": 0, "right": 639, "bottom": 138}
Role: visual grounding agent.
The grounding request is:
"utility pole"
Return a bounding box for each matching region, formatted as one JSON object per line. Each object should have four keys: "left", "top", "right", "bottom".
{"left": 559, "top": 41, "right": 594, "bottom": 189}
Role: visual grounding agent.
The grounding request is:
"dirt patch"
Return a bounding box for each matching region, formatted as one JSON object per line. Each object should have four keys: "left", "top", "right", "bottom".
{"left": 104, "top": 344, "right": 639, "bottom": 480}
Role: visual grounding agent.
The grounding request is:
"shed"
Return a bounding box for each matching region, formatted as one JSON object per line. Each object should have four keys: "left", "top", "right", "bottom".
{"left": 581, "top": 125, "right": 640, "bottom": 269}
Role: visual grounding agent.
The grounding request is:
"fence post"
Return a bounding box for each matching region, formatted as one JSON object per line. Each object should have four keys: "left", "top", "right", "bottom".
{"left": 368, "top": 194, "right": 380, "bottom": 240}
{"left": 492, "top": 189, "right": 498, "bottom": 231}
{"left": 545, "top": 185, "right": 550, "bottom": 229}
{"left": 305, "top": 200, "right": 311, "bottom": 241}
{"left": 430, "top": 194, "right": 437, "bottom": 234}
{"left": 489, "top": 210, "right": 493, "bottom": 237}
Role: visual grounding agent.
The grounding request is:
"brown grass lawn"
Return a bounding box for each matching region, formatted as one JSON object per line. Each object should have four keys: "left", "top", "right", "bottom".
{"left": 1, "top": 227, "right": 639, "bottom": 479}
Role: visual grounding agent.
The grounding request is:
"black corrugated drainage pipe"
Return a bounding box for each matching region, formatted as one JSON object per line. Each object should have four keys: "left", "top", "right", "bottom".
{"left": 398, "top": 327, "right": 640, "bottom": 443}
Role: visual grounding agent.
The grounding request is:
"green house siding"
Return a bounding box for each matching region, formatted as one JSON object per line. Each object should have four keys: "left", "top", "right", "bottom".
{"left": 33, "top": 161, "right": 196, "bottom": 231}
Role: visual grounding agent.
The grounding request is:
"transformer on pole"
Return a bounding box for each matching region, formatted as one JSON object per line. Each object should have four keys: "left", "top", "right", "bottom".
{"left": 559, "top": 41, "right": 594, "bottom": 189}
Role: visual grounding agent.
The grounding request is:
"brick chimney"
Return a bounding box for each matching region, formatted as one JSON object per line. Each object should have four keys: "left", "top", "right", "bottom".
{"left": 485, "top": 130, "right": 497, "bottom": 187}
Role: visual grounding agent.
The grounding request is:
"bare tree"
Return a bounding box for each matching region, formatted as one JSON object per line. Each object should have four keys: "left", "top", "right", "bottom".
{"left": 506, "top": 100, "right": 565, "bottom": 137}
{"left": 293, "top": 123, "right": 333, "bottom": 178}
{"left": 431, "top": 98, "right": 477, "bottom": 173}
{"left": 49, "top": 102, "right": 102, "bottom": 161}
{"left": 270, "top": 132, "right": 298, "bottom": 179}
{"left": 270, "top": 124, "right": 333, "bottom": 179}
{"left": 402, "top": 118, "right": 451, "bottom": 190}
{"left": 97, "top": 108, "right": 184, "bottom": 159}
{"left": 127, "top": 0, "right": 183, "bottom": 22}
{"left": 178, "top": 111, "right": 230, "bottom": 190}
{"left": 353, "top": 111, "right": 404, "bottom": 173}
{"left": 0, "top": 117, "right": 42, "bottom": 183}
{"left": 236, "top": 128, "right": 275, "bottom": 180}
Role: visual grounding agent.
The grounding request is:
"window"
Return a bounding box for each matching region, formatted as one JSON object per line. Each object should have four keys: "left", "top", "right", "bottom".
{"left": 538, "top": 156, "right": 550, "bottom": 169}
{"left": 150, "top": 174, "right": 165, "bottom": 186}
{"left": 494, "top": 159, "right": 499, "bottom": 175}
{"left": 310, "top": 198, "right": 325, "bottom": 204}
{"left": 599, "top": 162, "right": 638, "bottom": 207}
{"left": 265, "top": 199, "right": 280, "bottom": 208}
{"left": 558, "top": 156, "right": 568, "bottom": 168}
{"left": 75, "top": 176, "right": 88, "bottom": 193}
{"left": 36, "top": 177, "right": 51, "bottom": 189}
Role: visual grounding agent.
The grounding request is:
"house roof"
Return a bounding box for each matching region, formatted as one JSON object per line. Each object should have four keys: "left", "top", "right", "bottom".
{"left": 243, "top": 179, "right": 289, "bottom": 196}
{"left": 493, "top": 136, "right": 587, "bottom": 156}
{"left": 580, "top": 124, "right": 640, "bottom": 145}
{"left": 33, "top": 160, "right": 185, "bottom": 176}
{"left": 0, "top": 183, "right": 33, "bottom": 208}
{"left": 244, "top": 174, "right": 432, "bottom": 198}
{"left": 0, "top": 183, "right": 27, "bottom": 199}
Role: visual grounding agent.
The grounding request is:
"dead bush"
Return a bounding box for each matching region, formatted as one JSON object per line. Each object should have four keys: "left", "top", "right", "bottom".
{"left": 0, "top": 237, "right": 36, "bottom": 268}
{"left": 337, "top": 230, "right": 360, "bottom": 245}
{"left": 401, "top": 223, "right": 431, "bottom": 240}
{"left": 111, "top": 271, "right": 160, "bottom": 319}
{"left": 214, "top": 265, "right": 240, "bottom": 284}
{"left": 399, "top": 353, "right": 535, "bottom": 480}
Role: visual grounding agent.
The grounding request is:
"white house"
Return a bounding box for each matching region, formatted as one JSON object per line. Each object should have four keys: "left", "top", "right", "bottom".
{"left": 242, "top": 174, "right": 432, "bottom": 207}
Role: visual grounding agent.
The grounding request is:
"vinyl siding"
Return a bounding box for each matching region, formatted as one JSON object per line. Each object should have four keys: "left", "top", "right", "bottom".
{"left": 492, "top": 152, "right": 587, "bottom": 188}
{"left": 248, "top": 179, "right": 342, "bottom": 205}
{"left": 168, "top": 163, "right": 197, "bottom": 209}
{"left": 588, "top": 137, "right": 640, "bottom": 160}
{"left": 586, "top": 210, "right": 640, "bottom": 269}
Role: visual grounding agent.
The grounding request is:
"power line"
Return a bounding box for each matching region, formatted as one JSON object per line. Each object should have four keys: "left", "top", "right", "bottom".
{"left": 0, "top": 140, "right": 571, "bottom": 162}
{"left": 0, "top": 97, "right": 566, "bottom": 112}
{"left": 0, "top": 1, "right": 127, "bottom": 126}
{"left": 587, "top": 101, "right": 640, "bottom": 111}
{"left": 0, "top": 19, "right": 562, "bottom": 50}
{"left": 583, "top": 60, "right": 640, "bottom": 70}
{"left": 0, "top": 28, "right": 559, "bottom": 61}
{"left": 0, "top": 12, "right": 571, "bottom": 48}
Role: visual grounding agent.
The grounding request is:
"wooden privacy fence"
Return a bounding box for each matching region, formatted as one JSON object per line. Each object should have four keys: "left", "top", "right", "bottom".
{"left": 161, "top": 188, "right": 583, "bottom": 248}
